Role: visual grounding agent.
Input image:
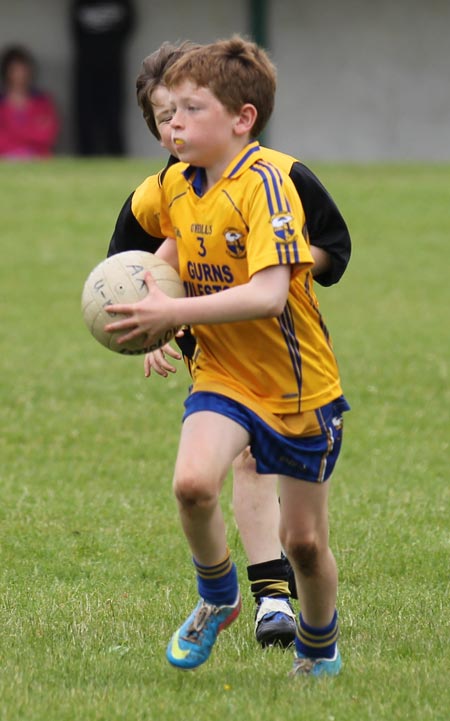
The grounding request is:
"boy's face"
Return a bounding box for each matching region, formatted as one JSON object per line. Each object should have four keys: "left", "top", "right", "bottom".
{"left": 167, "top": 80, "right": 239, "bottom": 168}
{"left": 151, "top": 85, "right": 179, "bottom": 157}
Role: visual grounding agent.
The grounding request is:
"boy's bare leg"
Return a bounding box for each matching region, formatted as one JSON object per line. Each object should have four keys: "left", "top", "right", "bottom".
{"left": 278, "top": 475, "right": 342, "bottom": 675}
{"left": 232, "top": 450, "right": 297, "bottom": 647}
{"left": 166, "top": 411, "right": 250, "bottom": 669}
{"left": 232, "top": 449, "right": 281, "bottom": 563}
{"left": 173, "top": 411, "right": 249, "bottom": 565}
{"left": 278, "top": 476, "right": 337, "bottom": 627}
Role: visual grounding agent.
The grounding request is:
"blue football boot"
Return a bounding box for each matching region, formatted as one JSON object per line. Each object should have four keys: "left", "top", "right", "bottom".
{"left": 166, "top": 593, "right": 241, "bottom": 669}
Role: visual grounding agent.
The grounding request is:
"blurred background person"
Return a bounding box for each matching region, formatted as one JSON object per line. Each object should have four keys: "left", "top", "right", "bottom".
{"left": 70, "top": 0, "right": 135, "bottom": 156}
{"left": 0, "top": 45, "right": 59, "bottom": 160}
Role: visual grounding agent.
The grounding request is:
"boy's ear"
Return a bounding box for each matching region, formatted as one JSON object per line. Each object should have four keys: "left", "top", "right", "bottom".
{"left": 233, "top": 103, "right": 258, "bottom": 136}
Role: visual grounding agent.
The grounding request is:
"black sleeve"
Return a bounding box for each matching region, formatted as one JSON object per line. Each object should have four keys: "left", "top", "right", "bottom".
{"left": 174, "top": 330, "right": 197, "bottom": 359}
{"left": 289, "top": 162, "right": 351, "bottom": 286}
{"left": 108, "top": 155, "right": 180, "bottom": 257}
{"left": 107, "top": 192, "right": 165, "bottom": 257}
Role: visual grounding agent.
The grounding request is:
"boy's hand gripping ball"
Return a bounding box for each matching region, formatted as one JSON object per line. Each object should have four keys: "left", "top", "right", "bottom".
{"left": 81, "top": 250, "right": 185, "bottom": 355}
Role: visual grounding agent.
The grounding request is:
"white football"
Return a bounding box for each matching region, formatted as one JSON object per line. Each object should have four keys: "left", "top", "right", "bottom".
{"left": 81, "top": 250, "right": 185, "bottom": 355}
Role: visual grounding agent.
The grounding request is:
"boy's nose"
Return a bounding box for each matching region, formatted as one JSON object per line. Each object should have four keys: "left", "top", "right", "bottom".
{"left": 170, "top": 109, "right": 182, "bottom": 127}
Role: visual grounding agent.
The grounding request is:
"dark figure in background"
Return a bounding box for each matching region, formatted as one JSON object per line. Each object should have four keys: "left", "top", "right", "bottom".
{"left": 70, "top": 0, "right": 134, "bottom": 155}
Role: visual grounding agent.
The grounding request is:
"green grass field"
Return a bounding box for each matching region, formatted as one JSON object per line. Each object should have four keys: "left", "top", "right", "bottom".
{"left": 1, "top": 159, "right": 449, "bottom": 721}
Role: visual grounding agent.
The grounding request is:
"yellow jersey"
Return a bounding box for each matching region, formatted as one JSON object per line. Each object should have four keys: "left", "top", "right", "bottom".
{"left": 159, "top": 141, "right": 343, "bottom": 417}
{"left": 131, "top": 173, "right": 164, "bottom": 238}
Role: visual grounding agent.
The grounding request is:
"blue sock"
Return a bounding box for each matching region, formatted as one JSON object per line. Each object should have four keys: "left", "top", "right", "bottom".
{"left": 295, "top": 610, "right": 339, "bottom": 660}
{"left": 194, "top": 550, "right": 239, "bottom": 606}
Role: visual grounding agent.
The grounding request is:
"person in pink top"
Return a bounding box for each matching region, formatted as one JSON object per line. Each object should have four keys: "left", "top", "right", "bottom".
{"left": 0, "top": 46, "right": 59, "bottom": 159}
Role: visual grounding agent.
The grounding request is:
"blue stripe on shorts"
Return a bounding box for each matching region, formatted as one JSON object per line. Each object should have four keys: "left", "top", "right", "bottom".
{"left": 183, "top": 392, "right": 350, "bottom": 483}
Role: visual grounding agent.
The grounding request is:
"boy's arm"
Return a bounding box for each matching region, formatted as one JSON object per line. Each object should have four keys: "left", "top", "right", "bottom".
{"left": 310, "top": 245, "right": 332, "bottom": 277}
{"left": 104, "top": 264, "right": 292, "bottom": 347}
{"left": 289, "top": 161, "right": 351, "bottom": 286}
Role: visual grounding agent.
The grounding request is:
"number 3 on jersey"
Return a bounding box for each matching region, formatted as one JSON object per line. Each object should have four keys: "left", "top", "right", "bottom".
{"left": 196, "top": 236, "right": 207, "bottom": 257}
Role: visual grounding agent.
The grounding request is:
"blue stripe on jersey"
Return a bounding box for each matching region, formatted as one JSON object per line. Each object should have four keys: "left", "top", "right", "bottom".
{"left": 261, "top": 162, "right": 283, "bottom": 211}
{"left": 228, "top": 144, "right": 261, "bottom": 178}
{"left": 258, "top": 160, "right": 286, "bottom": 197}
{"left": 251, "top": 162, "right": 286, "bottom": 215}
{"left": 304, "top": 275, "right": 331, "bottom": 345}
{"left": 250, "top": 165, "right": 275, "bottom": 215}
{"left": 250, "top": 164, "right": 288, "bottom": 217}
{"left": 291, "top": 242, "right": 300, "bottom": 263}
{"left": 260, "top": 160, "right": 283, "bottom": 184}
{"left": 276, "top": 241, "right": 301, "bottom": 264}
{"left": 276, "top": 242, "right": 284, "bottom": 264}
{"left": 257, "top": 165, "right": 303, "bottom": 241}
{"left": 278, "top": 303, "right": 302, "bottom": 399}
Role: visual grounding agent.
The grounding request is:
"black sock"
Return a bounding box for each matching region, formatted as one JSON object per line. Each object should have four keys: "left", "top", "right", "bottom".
{"left": 247, "top": 558, "right": 291, "bottom": 603}
{"left": 281, "top": 553, "right": 298, "bottom": 600}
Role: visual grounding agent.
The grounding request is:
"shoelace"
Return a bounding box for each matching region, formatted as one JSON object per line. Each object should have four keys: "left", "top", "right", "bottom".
{"left": 289, "top": 656, "right": 316, "bottom": 676}
{"left": 182, "top": 601, "right": 217, "bottom": 644}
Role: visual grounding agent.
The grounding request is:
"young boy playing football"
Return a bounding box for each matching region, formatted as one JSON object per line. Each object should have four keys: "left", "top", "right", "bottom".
{"left": 107, "top": 40, "right": 351, "bottom": 649}
{"left": 104, "top": 36, "right": 350, "bottom": 677}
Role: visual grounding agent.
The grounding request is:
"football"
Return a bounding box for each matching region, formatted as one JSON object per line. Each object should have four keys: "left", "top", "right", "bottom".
{"left": 81, "top": 250, "right": 185, "bottom": 355}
